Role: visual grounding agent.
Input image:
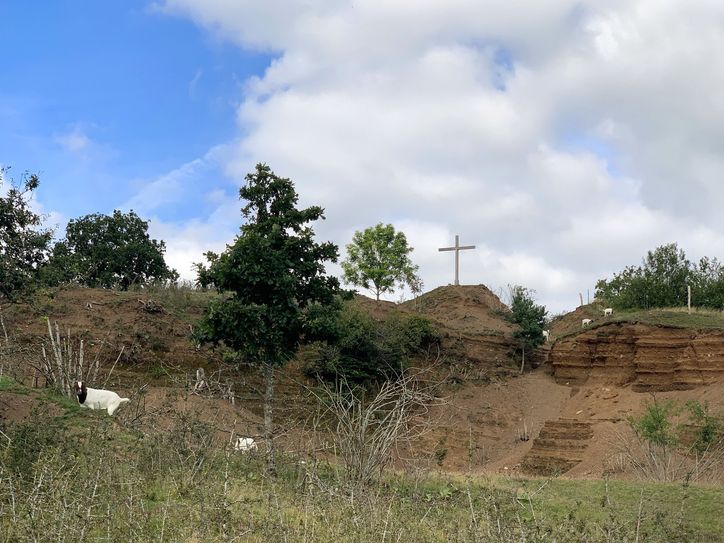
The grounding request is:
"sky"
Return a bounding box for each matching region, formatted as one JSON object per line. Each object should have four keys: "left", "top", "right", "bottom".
{"left": 3, "top": 1, "right": 724, "bottom": 314}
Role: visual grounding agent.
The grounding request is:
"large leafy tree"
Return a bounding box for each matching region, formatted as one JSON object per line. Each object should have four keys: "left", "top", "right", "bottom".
{"left": 596, "top": 243, "right": 692, "bottom": 309}
{"left": 195, "top": 163, "right": 341, "bottom": 473}
{"left": 46, "top": 210, "right": 177, "bottom": 290}
{"left": 341, "top": 223, "right": 420, "bottom": 301}
{"left": 508, "top": 285, "right": 547, "bottom": 373}
{"left": 0, "top": 169, "right": 53, "bottom": 301}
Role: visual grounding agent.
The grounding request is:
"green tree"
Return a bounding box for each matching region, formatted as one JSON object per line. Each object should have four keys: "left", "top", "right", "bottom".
{"left": 194, "top": 164, "right": 341, "bottom": 473}
{"left": 596, "top": 243, "right": 692, "bottom": 309}
{"left": 46, "top": 210, "right": 177, "bottom": 289}
{"left": 0, "top": 169, "right": 53, "bottom": 301}
{"left": 341, "top": 223, "right": 420, "bottom": 301}
{"left": 508, "top": 285, "right": 547, "bottom": 373}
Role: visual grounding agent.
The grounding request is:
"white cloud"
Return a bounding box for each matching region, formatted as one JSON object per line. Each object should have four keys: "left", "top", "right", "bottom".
{"left": 154, "top": 0, "right": 724, "bottom": 312}
{"left": 55, "top": 126, "right": 92, "bottom": 154}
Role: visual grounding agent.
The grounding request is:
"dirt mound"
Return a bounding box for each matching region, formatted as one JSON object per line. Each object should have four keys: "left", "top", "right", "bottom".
{"left": 405, "top": 285, "right": 512, "bottom": 334}
{"left": 401, "top": 285, "right": 519, "bottom": 369}
{"left": 549, "top": 322, "right": 724, "bottom": 391}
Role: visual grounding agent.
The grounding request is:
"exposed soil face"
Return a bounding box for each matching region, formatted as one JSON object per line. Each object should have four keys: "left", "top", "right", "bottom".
{"left": 549, "top": 322, "right": 724, "bottom": 391}
{"left": 402, "top": 285, "right": 524, "bottom": 372}
{"left": 1, "top": 286, "right": 723, "bottom": 482}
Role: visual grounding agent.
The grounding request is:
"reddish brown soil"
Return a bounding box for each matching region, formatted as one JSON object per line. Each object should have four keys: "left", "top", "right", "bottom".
{"left": 549, "top": 322, "right": 724, "bottom": 391}
{"left": 1, "top": 285, "right": 722, "bottom": 481}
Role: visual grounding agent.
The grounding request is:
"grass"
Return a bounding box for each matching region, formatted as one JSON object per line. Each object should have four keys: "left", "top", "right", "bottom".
{"left": 0, "top": 375, "right": 29, "bottom": 394}
{"left": 555, "top": 305, "right": 724, "bottom": 340}
{"left": 496, "top": 476, "right": 723, "bottom": 536}
{"left": 614, "top": 307, "right": 724, "bottom": 329}
{"left": 1, "top": 395, "right": 721, "bottom": 542}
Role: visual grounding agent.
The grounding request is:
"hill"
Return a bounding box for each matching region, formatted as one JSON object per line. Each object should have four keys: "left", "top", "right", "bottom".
{"left": 0, "top": 285, "right": 722, "bottom": 483}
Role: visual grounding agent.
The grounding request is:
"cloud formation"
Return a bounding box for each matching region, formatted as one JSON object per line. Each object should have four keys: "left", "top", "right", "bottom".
{"left": 152, "top": 0, "right": 724, "bottom": 312}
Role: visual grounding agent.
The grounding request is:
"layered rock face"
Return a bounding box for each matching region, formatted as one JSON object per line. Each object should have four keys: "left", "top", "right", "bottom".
{"left": 521, "top": 420, "right": 594, "bottom": 476}
{"left": 549, "top": 323, "right": 724, "bottom": 391}
{"left": 408, "top": 285, "right": 518, "bottom": 369}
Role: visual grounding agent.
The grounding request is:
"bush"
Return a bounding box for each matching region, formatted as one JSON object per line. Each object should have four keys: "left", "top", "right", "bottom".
{"left": 623, "top": 398, "right": 723, "bottom": 482}
{"left": 305, "top": 307, "right": 440, "bottom": 384}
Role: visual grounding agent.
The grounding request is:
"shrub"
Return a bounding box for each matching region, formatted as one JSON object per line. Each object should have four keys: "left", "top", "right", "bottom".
{"left": 305, "top": 307, "right": 440, "bottom": 384}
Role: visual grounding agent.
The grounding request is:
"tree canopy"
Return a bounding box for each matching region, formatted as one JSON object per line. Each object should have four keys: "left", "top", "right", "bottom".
{"left": 508, "top": 285, "right": 547, "bottom": 373}
{"left": 194, "top": 163, "right": 342, "bottom": 472}
{"left": 341, "top": 223, "right": 420, "bottom": 301}
{"left": 595, "top": 243, "right": 724, "bottom": 309}
{"left": 45, "top": 210, "right": 177, "bottom": 290}
{"left": 0, "top": 169, "right": 53, "bottom": 301}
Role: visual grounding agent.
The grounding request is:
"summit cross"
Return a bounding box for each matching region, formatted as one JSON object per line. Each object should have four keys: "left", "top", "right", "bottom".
{"left": 438, "top": 235, "right": 476, "bottom": 286}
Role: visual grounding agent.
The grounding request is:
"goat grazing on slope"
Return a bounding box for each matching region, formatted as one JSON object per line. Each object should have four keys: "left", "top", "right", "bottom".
{"left": 582, "top": 318, "right": 593, "bottom": 327}
{"left": 542, "top": 330, "right": 550, "bottom": 342}
{"left": 234, "top": 436, "right": 258, "bottom": 452}
{"left": 74, "top": 381, "right": 130, "bottom": 416}
{"left": 603, "top": 307, "right": 613, "bottom": 316}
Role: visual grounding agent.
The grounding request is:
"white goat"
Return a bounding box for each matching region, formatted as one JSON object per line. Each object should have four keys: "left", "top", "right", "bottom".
{"left": 234, "top": 436, "right": 258, "bottom": 452}
{"left": 603, "top": 307, "right": 613, "bottom": 316}
{"left": 542, "top": 330, "right": 550, "bottom": 342}
{"left": 582, "top": 318, "right": 593, "bottom": 327}
{"left": 74, "top": 381, "right": 130, "bottom": 416}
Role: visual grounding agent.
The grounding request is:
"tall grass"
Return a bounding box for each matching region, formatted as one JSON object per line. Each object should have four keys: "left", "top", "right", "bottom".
{"left": 0, "top": 402, "right": 721, "bottom": 542}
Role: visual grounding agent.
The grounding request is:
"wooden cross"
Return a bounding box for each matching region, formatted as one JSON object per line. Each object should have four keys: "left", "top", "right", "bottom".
{"left": 438, "top": 235, "right": 476, "bottom": 286}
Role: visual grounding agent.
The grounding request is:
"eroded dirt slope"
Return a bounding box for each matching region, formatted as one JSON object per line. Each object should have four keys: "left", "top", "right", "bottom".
{"left": 549, "top": 322, "right": 724, "bottom": 391}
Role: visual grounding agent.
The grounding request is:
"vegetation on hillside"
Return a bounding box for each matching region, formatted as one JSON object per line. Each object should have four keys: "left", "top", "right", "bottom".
{"left": 507, "top": 285, "right": 547, "bottom": 373}
{"left": 0, "top": 387, "right": 721, "bottom": 542}
{"left": 342, "top": 223, "right": 422, "bottom": 301}
{"left": 0, "top": 169, "right": 53, "bottom": 301}
{"left": 0, "top": 168, "right": 178, "bottom": 298}
{"left": 624, "top": 398, "right": 723, "bottom": 482}
{"left": 304, "top": 305, "right": 440, "bottom": 384}
{"left": 596, "top": 243, "right": 724, "bottom": 310}
{"left": 194, "top": 163, "right": 342, "bottom": 473}
{"left": 41, "top": 210, "right": 178, "bottom": 289}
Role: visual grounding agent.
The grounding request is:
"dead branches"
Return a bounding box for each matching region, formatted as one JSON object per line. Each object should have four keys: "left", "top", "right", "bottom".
{"left": 309, "top": 372, "right": 443, "bottom": 487}
{"left": 38, "top": 319, "right": 123, "bottom": 397}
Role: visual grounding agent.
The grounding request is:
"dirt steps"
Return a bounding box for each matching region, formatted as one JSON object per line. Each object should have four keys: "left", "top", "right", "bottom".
{"left": 521, "top": 419, "right": 594, "bottom": 476}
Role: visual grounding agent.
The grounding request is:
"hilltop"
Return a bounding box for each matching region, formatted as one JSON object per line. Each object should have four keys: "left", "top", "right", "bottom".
{"left": 0, "top": 285, "right": 722, "bottom": 482}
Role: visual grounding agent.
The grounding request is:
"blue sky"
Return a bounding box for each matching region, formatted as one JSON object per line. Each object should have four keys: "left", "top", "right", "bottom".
{"left": 3, "top": 1, "right": 724, "bottom": 312}
{"left": 0, "top": 1, "right": 270, "bottom": 222}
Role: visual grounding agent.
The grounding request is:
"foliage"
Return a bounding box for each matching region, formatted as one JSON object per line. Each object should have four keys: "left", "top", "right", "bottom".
{"left": 507, "top": 285, "right": 547, "bottom": 371}
{"left": 341, "top": 223, "right": 421, "bottom": 301}
{"left": 194, "top": 163, "right": 341, "bottom": 472}
{"left": 43, "top": 210, "right": 177, "bottom": 290}
{"left": 306, "top": 306, "right": 440, "bottom": 384}
{"left": 2, "top": 410, "right": 64, "bottom": 480}
{"left": 624, "top": 398, "right": 723, "bottom": 482}
{"left": 628, "top": 398, "right": 680, "bottom": 448}
{"left": 595, "top": 242, "right": 724, "bottom": 310}
{"left": 0, "top": 169, "right": 53, "bottom": 301}
{"left": 685, "top": 400, "right": 722, "bottom": 454}
{"left": 194, "top": 163, "right": 341, "bottom": 366}
{"left": 1, "top": 413, "right": 721, "bottom": 542}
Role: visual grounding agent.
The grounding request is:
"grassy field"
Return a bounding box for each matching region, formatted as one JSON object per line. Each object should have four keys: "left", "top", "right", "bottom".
{"left": 0, "top": 380, "right": 722, "bottom": 542}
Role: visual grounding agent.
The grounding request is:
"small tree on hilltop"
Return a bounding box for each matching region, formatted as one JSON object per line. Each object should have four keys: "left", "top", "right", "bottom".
{"left": 342, "top": 223, "right": 421, "bottom": 301}
{"left": 508, "top": 285, "right": 547, "bottom": 373}
{"left": 45, "top": 210, "right": 177, "bottom": 290}
{"left": 0, "top": 169, "right": 53, "bottom": 301}
{"left": 194, "top": 163, "right": 341, "bottom": 474}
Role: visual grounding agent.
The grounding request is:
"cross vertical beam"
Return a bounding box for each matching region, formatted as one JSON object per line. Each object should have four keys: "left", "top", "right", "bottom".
{"left": 438, "top": 235, "right": 476, "bottom": 286}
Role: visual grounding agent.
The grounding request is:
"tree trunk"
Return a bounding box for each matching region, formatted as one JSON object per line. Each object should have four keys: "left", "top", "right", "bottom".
{"left": 263, "top": 362, "right": 276, "bottom": 476}
{"left": 520, "top": 346, "right": 525, "bottom": 374}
